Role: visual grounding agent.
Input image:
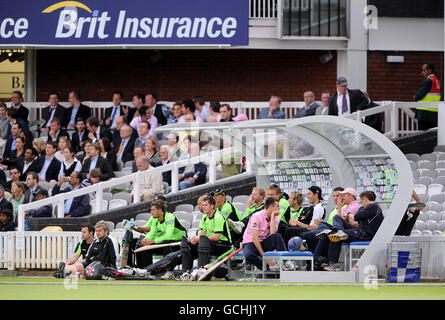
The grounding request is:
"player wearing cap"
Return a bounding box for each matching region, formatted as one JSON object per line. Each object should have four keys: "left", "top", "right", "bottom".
{"left": 282, "top": 186, "right": 326, "bottom": 246}
{"left": 264, "top": 184, "right": 291, "bottom": 237}
{"left": 135, "top": 200, "right": 187, "bottom": 268}
{"left": 181, "top": 195, "right": 232, "bottom": 275}
{"left": 24, "top": 188, "right": 52, "bottom": 231}
{"left": 328, "top": 77, "right": 369, "bottom": 116}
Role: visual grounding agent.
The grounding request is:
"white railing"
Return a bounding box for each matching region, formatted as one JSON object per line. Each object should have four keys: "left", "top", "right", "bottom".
{"left": 16, "top": 100, "right": 438, "bottom": 138}
{"left": 0, "top": 230, "right": 125, "bottom": 270}
{"left": 250, "top": 0, "right": 278, "bottom": 19}
{"left": 17, "top": 146, "right": 253, "bottom": 232}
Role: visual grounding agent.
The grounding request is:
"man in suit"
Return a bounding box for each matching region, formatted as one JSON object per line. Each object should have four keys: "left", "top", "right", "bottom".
{"left": 293, "top": 91, "right": 320, "bottom": 118}
{"left": 38, "top": 141, "right": 61, "bottom": 183}
{"left": 24, "top": 171, "right": 41, "bottom": 204}
{"left": 6, "top": 108, "right": 28, "bottom": 141}
{"left": 86, "top": 116, "right": 113, "bottom": 144}
{"left": 131, "top": 93, "right": 145, "bottom": 119}
{"left": 52, "top": 172, "right": 90, "bottom": 218}
{"left": 66, "top": 90, "right": 92, "bottom": 130}
{"left": 145, "top": 93, "right": 168, "bottom": 126}
{"left": 113, "top": 124, "right": 135, "bottom": 164}
{"left": 11, "top": 91, "right": 29, "bottom": 125}
{"left": 18, "top": 147, "right": 43, "bottom": 182}
{"left": 2, "top": 123, "right": 21, "bottom": 161}
{"left": 134, "top": 120, "right": 151, "bottom": 148}
{"left": 40, "top": 91, "right": 67, "bottom": 132}
{"left": 328, "top": 77, "right": 369, "bottom": 116}
{"left": 0, "top": 103, "right": 9, "bottom": 156}
{"left": 104, "top": 91, "right": 134, "bottom": 129}
{"left": 0, "top": 185, "right": 13, "bottom": 212}
{"left": 71, "top": 118, "right": 89, "bottom": 154}
{"left": 80, "top": 141, "right": 114, "bottom": 181}
{"left": 47, "top": 118, "right": 69, "bottom": 143}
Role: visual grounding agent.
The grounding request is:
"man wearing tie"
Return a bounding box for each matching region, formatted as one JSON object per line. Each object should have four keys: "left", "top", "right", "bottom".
{"left": 40, "top": 92, "right": 66, "bottom": 132}
{"left": 24, "top": 172, "right": 41, "bottom": 204}
{"left": 113, "top": 124, "right": 135, "bottom": 164}
{"left": 328, "top": 77, "right": 369, "bottom": 117}
{"left": 86, "top": 117, "right": 113, "bottom": 144}
{"left": 104, "top": 91, "right": 133, "bottom": 129}
{"left": 52, "top": 172, "right": 90, "bottom": 218}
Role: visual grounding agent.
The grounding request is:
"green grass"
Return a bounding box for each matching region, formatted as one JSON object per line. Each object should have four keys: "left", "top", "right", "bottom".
{"left": 1, "top": 277, "right": 445, "bottom": 300}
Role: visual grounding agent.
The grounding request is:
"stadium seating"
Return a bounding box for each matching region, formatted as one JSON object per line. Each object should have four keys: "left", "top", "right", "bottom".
{"left": 406, "top": 153, "right": 420, "bottom": 162}
{"left": 108, "top": 199, "right": 127, "bottom": 210}
{"left": 91, "top": 199, "right": 108, "bottom": 214}
{"left": 136, "top": 213, "right": 151, "bottom": 221}
{"left": 175, "top": 211, "right": 193, "bottom": 224}
{"left": 112, "top": 192, "right": 132, "bottom": 205}
{"left": 179, "top": 219, "right": 191, "bottom": 231}
{"left": 175, "top": 204, "right": 194, "bottom": 213}
{"left": 233, "top": 195, "right": 250, "bottom": 204}
{"left": 105, "top": 221, "right": 115, "bottom": 232}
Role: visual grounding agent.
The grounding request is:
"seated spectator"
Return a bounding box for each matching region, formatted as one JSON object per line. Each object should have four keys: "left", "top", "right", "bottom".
{"left": 316, "top": 91, "right": 330, "bottom": 115}
{"left": 181, "top": 195, "right": 232, "bottom": 273}
{"left": 110, "top": 115, "right": 126, "bottom": 145}
{"left": 258, "top": 96, "right": 286, "bottom": 119}
{"left": 104, "top": 91, "right": 133, "bottom": 129}
{"left": 207, "top": 100, "right": 221, "bottom": 122}
{"left": 7, "top": 180, "right": 26, "bottom": 223}
{"left": 38, "top": 141, "right": 61, "bottom": 183}
{"left": 6, "top": 108, "right": 29, "bottom": 140}
{"left": 71, "top": 118, "right": 89, "bottom": 154}
{"left": 315, "top": 191, "right": 384, "bottom": 271}
{"left": 131, "top": 93, "right": 145, "bottom": 118}
{"left": 99, "top": 137, "right": 117, "bottom": 171}
{"left": 113, "top": 124, "right": 135, "bottom": 164}
{"left": 0, "top": 209, "right": 15, "bottom": 232}
{"left": 293, "top": 91, "right": 320, "bottom": 118}
{"left": 233, "top": 114, "right": 248, "bottom": 121}
{"left": 65, "top": 90, "right": 91, "bottom": 130}
{"left": 24, "top": 172, "right": 41, "bottom": 204}
{"left": 86, "top": 116, "right": 113, "bottom": 144}
{"left": 193, "top": 96, "right": 210, "bottom": 122}
{"left": 18, "top": 148, "right": 43, "bottom": 182}
{"left": 131, "top": 145, "right": 145, "bottom": 173}
{"left": 0, "top": 103, "right": 9, "bottom": 156}
{"left": 132, "top": 156, "right": 163, "bottom": 202}
{"left": 176, "top": 143, "right": 207, "bottom": 191}
{"left": 145, "top": 137, "right": 161, "bottom": 166}
{"left": 39, "top": 91, "right": 67, "bottom": 132}
{"left": 53, "top": 223, "right": 94, "bottom": 278}
{"left": 158, "top": 145, "right": 171, "bottom": 185}
{"left": 146, "top": 93, "right": 169, "bottom": 127}
{"left": 134, "top": 121, "right": 151, "bottom": 148}
{"left": 58, "top": 146, "right": 82, "bottom": 180}
{"left": 130, "top": 106, "right": 158, "bottom": 138}
{"left": 64, "top": 220, "right": 117, "bottom": 278}
{"left": 80, "top": 141, "right": 114, "bottom": 181}
{"left": 81, "top": 139, "right": 93, "bottom": 161}
{"left": 0, "top": 185, "right": 13, "bottom": 212}
{"left": 219, "top": 104, "right": 234, "bottom": 122}
{"left": 4, "top": 166, "right": 24, "bottom": 193}
{"left": 178, "top": 99, "right": 203, "bottom": 124}
{"left": 55, "top": 136, "right": 71, "bottom": 162}
{"left": 24, "top": 188, "right": 52, "bottom": 231}
{"left": 1, "top": 135, "right": 25, "bottom": 170}
{"left": 11, "top": 91, "right": 29, "bottom": 125}
{"left": 242, "top": 197, "right": 286, "bottom": 270}
{"left": 52, "top": 172, "right": 90, "bottom": 218}
{"left": 47, "top": 118, "right": 69, "bottom": 143}
{"left": 32, "top": 138, "right": 46, "bottom": 157}
{"left": 81, "top": 168, "right": 103, "bottom": 192}
{"left": 164, "top": 132, "right": 181, "bottom": 161}
{"left": 167, "top": 102, "right": 183, "bottom": 125}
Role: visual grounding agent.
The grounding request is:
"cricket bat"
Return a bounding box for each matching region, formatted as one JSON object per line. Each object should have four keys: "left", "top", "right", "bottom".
{"left": 120, "top": 230, "right": 132, "bottom": 267}
{"left": 198, "top": 247, "right": 242, "bottom": 281}
{"left": 203, "top": 247, "right": 235, "bottom": 269}
{"left": 134, "top": 241, "right": 181, "bottom": 253}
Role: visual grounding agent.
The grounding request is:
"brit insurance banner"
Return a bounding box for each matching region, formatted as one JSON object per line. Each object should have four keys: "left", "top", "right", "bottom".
{"left": 0, "top": 0, "right": 248, "bottom": 46}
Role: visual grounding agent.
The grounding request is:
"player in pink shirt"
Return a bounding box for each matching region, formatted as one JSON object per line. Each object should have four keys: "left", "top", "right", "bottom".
{"left": 242, "top": 197, "right": 286, "bottom": 270}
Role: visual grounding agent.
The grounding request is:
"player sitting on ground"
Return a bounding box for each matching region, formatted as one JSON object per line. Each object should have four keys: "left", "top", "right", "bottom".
{"left": 180, "top": 195, "right": 232, "bottom": 279}
{"left": 135, "top": 199, "right": 187, "bottom": 268}
{"left": 242, "top": 197, "right": 286, "bottom": 270}
{"left": 54, "top": 223, "right": 94, "bottom": 278}
{"left": 64, "top": 220, "right": 117, "bottom": 278}
{"left": 315, "top": 191, "right": 384, "bottom": 272}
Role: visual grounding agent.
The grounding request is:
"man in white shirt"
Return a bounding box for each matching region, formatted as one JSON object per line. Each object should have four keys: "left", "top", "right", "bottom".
{"left": 193, "top": 96, "right": 210, "bottom": 122}
{"left": 132, "top": 156, "right": 163, "bottom": 202}
{"left": 328, "top": 77, "right": 369, "bottom": 116}
{"left": 316, "top": 91, "right": 330, "bottom": 115}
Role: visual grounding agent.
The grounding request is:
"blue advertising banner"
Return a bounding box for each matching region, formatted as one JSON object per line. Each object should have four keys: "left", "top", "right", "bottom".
{"left": 0, "top": 0, "right": 248, "bottom": 46}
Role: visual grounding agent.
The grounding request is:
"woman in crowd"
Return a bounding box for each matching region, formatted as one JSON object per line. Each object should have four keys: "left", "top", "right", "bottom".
{"left": 99, "top": 137, "right": 117, "bottom": 171}
{"left": 1, "top": 136, "right": 26, "bottom": 170}
{"left": 55, "top": 136, "right": 71, "bottom": 162}
{"left": 145, "top": 137, "right": 161, "bottom": 166}
{"left": 8, "top": 180, "right": 26, "bottom": 221}
{"left": 32, "top": 138, "right": 46, "bottom": 157}
{"left": 58, "top": 146, "right": 82, "bottom": 180}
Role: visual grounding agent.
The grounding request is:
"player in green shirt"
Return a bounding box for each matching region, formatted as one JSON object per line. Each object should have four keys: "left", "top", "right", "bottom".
{"left": 212, "top": 188, "right": 243, "bottom": 243}
{"left": 265, "top": 184, "right": 292, "bottom": 239}
{"left": 135, "top": 199, "right": 187, "bottom": 268}
{"left": 181, "top": 195, "right": 232, "bottom": 272}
